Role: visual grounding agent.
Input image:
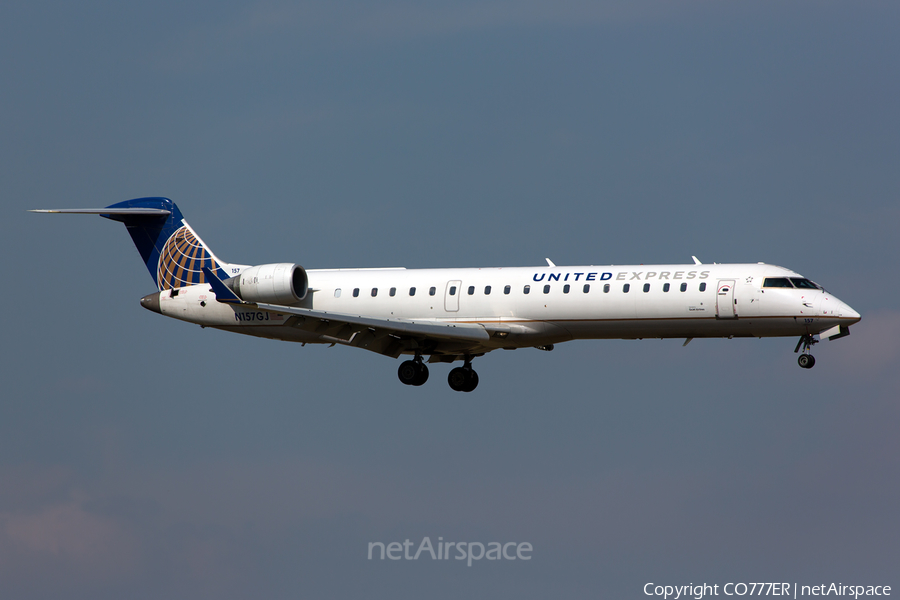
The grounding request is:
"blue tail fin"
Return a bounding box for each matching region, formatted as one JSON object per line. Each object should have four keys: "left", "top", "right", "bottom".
{"left": 101, "top": 197, "right": 231, "bottom": 290}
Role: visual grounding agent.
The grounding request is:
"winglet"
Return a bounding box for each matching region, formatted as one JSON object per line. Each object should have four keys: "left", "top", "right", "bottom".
{"left": 692, "top": 256, "right": 702, "bottom": 265}
{"left": 545, "top": 258, "right": 556, "bottom": 267}
{"left": 202, "top": 266, "right": 243, "bottom": 304}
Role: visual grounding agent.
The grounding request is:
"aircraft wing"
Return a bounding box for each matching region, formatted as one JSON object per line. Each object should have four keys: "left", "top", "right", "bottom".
{"left": 203, "top": 266, "right": 489, "bottom": 357}
{"left": 257, "top": 302, "right": 490, "bottom": 354}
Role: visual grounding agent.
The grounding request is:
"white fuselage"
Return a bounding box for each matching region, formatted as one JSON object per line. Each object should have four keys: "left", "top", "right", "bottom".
{"left": 156, "top": 262, "right": 860, "bottom": 354}
{"left": 38, "top": 199, "right": 861, "bottom": 386}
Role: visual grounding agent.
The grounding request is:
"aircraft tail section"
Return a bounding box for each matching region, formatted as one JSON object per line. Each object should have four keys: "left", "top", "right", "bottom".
{"left": 33, "top": 197, "right": 232, "bottom": 291}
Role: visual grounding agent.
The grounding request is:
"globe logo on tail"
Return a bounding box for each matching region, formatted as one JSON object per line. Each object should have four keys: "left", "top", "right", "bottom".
{"left": 157, "top": 226, "right": 221, "bottom": 290}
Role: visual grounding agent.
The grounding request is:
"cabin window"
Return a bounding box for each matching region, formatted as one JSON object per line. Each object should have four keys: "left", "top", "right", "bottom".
{"left": 790, "top": 278, "right": 820, "bottom": 289}
{"left": 763, "top": 277, "right": 794, "bottom": 288}
{"left": 353, "top": 288, "right": 360, "bottom": 297}
{"left": 623, "top": 284, "right": 630, "bottom": 293}
{"left": 543, "top": 285, "right": 550, "bottom": 294}
{"left": 389, "top": 287, "right": 396, "bottom": 297}
{"left": 583, "top": 284, "right": 591, "bottom": 293}
{"left": 334, "top": 288, "right": 341, "bottom": 298}
{"left": 563, "top": 284, "right": 570, "bottom": 294}
{"left": 524, "top": 285, "right": 530, "bottom": 294}
{"left": 371, "top": 288, "right": 378, "bottom": 297}
{"left": 603, "top": 284, "right": 610, "bottom": 293}
{"left": 643, "top": 283, "right": 650, "bottom": 293}
{"left": 699, "top": 282, "right": 707, "bottom": 292}
{"left": 409, "top": 287, "right": 416, "bottom": 296}
{"left": 663, "top": 283, "right": 670, "bottom": 292}
{"left": 680, "top": 283, "right": 687, "bottom": 292}
{"left": 504, "top": 285, "right": 511, "bottom": 295}
{"left": 449, "top": 286, "right": 457, "bottom": 295}
{"left": 429, "top": 287, "right": 436, "bottom": 296}
{"left": 485, "top": 285, "right": 491, "bottom": 295}
{"left": 468, "top": 286, "right": 475, "bottom": 295}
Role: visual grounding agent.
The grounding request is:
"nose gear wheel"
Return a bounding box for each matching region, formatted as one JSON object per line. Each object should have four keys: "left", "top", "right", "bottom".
{"left": 794, "top": 334, "right": 818, "bottom": 369}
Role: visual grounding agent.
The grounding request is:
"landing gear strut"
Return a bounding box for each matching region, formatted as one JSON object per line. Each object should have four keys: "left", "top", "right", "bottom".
{"left": 448, "top": 357, "right": 479, "bottom": 392}
{"left": 398, "top": 355, "right": 429, "bottom": 386}
{"left": 794, "top": 334, "right": 818, "bottom": 369}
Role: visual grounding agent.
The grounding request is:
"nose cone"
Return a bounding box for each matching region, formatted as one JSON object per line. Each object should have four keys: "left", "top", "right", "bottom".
{"left": 822, "top": 294, "right": 861, "bottom": 324}
{"left": 140, "top": 292, "right": 161, "bottom": 314}
{"left": 842, "top": 303, "right": 861, "bottom": 324}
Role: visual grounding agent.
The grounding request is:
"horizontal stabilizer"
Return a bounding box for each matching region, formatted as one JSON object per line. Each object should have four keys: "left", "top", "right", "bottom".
{"left": 29, "top": 208, "right": 171, "bottom": 215}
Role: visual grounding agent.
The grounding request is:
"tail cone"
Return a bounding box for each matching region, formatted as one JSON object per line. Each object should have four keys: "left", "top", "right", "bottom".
{"left": 140, "top": 292, "right": 161, "bottom": 314}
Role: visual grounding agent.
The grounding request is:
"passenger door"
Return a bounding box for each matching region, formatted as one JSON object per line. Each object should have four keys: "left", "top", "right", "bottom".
{"left": 716, "top": 279, "right": 737, "bottom": 319}
{"left": 444, "top": 280, "right": 461, "bottom": 312}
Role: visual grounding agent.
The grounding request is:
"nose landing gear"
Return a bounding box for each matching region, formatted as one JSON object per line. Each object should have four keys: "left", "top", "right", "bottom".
{"left": 794, "top": 334, "right": 818, "bottom": 369}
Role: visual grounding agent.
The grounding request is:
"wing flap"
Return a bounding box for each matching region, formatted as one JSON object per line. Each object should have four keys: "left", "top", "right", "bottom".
{"left": 255, "top": 302, "right": 491, "bottom": 343}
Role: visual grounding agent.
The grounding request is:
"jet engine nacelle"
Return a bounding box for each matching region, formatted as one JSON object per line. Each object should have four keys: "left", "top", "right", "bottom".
{"left": 225, "top": 263, "right": 308, "bottom": 305}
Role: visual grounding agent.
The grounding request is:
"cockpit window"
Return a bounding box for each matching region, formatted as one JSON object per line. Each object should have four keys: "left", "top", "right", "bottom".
{"left": 790, "top": 278, "right": 821, "bottom": 290}
{"left": 763, "top": 278, "right": 794, "bottom": 288}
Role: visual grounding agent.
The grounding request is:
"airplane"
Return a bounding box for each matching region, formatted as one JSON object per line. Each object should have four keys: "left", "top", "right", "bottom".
{"left": 32, "top": 197, "right": 861, "bottom": 392}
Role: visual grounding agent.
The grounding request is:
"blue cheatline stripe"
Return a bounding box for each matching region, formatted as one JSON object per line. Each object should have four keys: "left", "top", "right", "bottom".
{"left": 202, "top": 266, "right": 242, "bottom": 304}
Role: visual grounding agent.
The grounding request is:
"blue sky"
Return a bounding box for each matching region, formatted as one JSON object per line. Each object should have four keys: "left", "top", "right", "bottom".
{"left": 2, "top": 1, "right": 898, "bottom": 598}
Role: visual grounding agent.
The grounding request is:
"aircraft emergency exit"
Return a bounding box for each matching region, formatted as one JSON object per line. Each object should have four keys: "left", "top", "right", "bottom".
{"left": 32, "top": 197, "right": 861, "bottom": 391}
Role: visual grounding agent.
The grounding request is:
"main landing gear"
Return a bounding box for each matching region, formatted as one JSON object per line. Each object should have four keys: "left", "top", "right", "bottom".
{"left": 794, "top": 334, "right": 818, "bottom": 369}
{"left": 447, "top": 358, "right": 479, "bottom": 393}
{"left": 397, "top": 355, "right": 479, "bottom": 391}
{"left": 398, "top": 356, "right": 429, "bottom": 386}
